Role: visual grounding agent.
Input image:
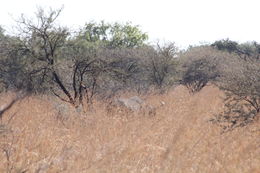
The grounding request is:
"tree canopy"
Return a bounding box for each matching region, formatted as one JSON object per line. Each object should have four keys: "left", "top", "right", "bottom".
{"left": 77, "top": 21, "right": 148, "bottom": 48}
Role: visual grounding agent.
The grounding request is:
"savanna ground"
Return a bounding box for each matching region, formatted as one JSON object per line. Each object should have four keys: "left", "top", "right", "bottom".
{"left": 0, "top": 85, "right": 259, "bottom": 173}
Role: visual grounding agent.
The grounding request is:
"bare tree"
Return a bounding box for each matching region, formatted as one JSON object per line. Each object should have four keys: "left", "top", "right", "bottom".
{"left": 14, "top": 7, "right": 89, "bottom": 107}
{"left": 145, "top": 42, "right": 178, "bottom": 88}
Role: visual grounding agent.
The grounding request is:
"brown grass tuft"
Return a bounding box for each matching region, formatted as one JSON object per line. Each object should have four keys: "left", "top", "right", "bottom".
{"left": 0, "top": 85, "right": 259, "bottom": 173}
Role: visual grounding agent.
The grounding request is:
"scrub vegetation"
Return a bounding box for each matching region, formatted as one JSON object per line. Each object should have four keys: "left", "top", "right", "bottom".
{"left": 0, "top": 7, "right": 259, "bottom": 173}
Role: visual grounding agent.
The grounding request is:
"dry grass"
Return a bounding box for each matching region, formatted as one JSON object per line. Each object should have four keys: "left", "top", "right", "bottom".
{"left": 0, "top": 85, "right": 259, "bottom": 173}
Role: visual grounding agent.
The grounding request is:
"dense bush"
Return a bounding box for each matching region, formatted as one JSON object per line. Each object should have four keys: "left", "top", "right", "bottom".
{"left": 0, "top": 7, "right": 259, "bottom": 130}
{"left": 0, "top": 28, "right": 32, "bottom": 92}
{"left": 212, "top": 39, "right": 260, "bottom": 60}
{"left": 179, "top": 46, "right": 222, "bottom": 92}
{"left": 0, "top": 8, "right": 181, "bottom": 106}
{"left": 211, "top": 55, "right": 260, "bottom": 131}
{"left": 180, "top": 44, "right": 260, "bottom": 130}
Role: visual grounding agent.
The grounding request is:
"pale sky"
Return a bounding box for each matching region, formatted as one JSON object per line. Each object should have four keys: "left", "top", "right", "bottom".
{"left": 1, "top": 0, "right": 260, "bottom": 48}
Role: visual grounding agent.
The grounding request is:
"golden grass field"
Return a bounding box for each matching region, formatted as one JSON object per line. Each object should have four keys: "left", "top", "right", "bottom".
{"left": 0, "top": 85, "right": 259, "bottom": 173}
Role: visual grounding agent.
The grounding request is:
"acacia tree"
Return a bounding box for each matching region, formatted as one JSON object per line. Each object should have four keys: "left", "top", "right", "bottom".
{"left": 142, "top": 42, "right": 179, "bottom": 88}
{"left": 61, "top": 40, "right": 111, "bottom": 106}
{"left": 182, "top": 58, "right": 219, "bottom": 92}
{"left": 70, "top": 21, "right": 150, "bottom": 95}
{"left": 77, "top": 21, "right": 148, "bottom": 49}
{"left": 211, "top": 57, "right": 260, "bottom": 131}
{"left": 15, "top": 7, "right": 101, "bottom": 107}
{"left": 15, "top": 8, "right": 78, "bottom": 102}
{"left": 14, "top": 8, "right": 144, "bottom": 107}
{"left": 180, "top": 46, "right": 221, "bottom": 93}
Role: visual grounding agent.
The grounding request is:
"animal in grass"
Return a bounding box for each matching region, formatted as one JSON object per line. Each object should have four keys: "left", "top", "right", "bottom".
{"left": 116, "top": 96, "right": 144, "bottom": 111}
{"left": 108, "top": 96, "right": 166, "bottom": 116}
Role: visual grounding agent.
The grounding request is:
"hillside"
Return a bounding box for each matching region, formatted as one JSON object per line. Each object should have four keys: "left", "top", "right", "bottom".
{"left": 0, "top": 85, "right": 259, "bottom": 173}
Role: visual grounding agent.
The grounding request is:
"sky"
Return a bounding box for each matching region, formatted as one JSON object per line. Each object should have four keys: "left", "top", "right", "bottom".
{"left": 1, "top": 0, "right": 260, "bottom": 48}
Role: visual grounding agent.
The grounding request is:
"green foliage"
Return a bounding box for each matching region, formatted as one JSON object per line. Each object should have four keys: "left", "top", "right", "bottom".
{"left": 109, "top": 22, "right": 148, "bottom": 48}
{"left": 78, "top": 21, "right": 148, "bottom": 48}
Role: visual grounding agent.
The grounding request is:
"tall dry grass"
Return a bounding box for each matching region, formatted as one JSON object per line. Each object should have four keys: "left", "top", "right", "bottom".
{"left": 0, "top": 85, "right": 259, "bottom": 173}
